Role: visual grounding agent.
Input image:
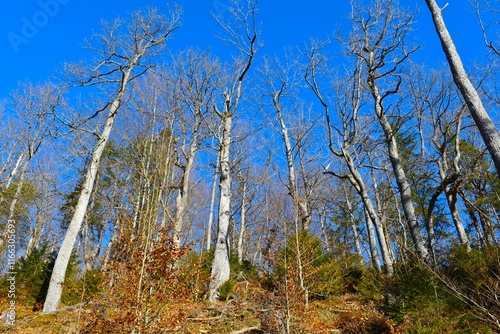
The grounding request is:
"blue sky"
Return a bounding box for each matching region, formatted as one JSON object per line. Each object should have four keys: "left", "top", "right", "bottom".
{"left": 0, "top": 0, "right": 488, "bottom": 99}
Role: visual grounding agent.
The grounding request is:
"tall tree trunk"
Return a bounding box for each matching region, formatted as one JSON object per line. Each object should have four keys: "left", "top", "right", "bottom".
{"left": 159, "top": 133, "right": 175, "bottom": 229}
{"left": 364, "top": 208, "right": 382, "bottom": 273}
{"left": 369, "top": 81, "right": 430, "bottom": 261}
{"left": 173, "top": 144, "right": 197, "bottom": 248}
{"left": 209, "top": 115, "right": 232, "bottom": 302}
{"left": 368, "top": 160, "right": 395, "bottom": 275}
{"left": 425, "top": 0, "right": 500, "bottom": 180}
{"left": 273, "top": 95, "right": 311, "bottom": 231}
{"left": 437, "top": 163, "right": 470, "bottom": 249}
{"left": 319, "top": 206, "right": 331, "bottom": 252}
{"left": 342, "top": 183, "right": 381, "bottom": 272}
{"left": 342, "top": 150, "right": 393, "bottom": 276}
{"left": 209, "top": 0, "right": 258, "bottom": 301}
{"left": 447, "top": 189, "right": 470, "bottom": 248}
{"left": 237, "top": 178, "right": 248, "bottom": 264}
{"left": 206, "top": 151, "right": 220, "bottom": 250}
{"left": 43, "top": 80, "right": 129, "bottom": 312}
{"left": 40, "top": 19, "right": 166, "bottom": 307}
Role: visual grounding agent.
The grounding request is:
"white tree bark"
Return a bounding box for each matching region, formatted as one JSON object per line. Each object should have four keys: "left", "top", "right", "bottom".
{"left": 206, "top": 151, "right": 220, "bottom": 250}
{"left": 372, "top": 97, "right": 430, "bottom": 261}
{"left": 209, "top": 114, "right": 233, "bottom": 302}
{"left": 43, "top": 8, "right": 180, "bottom": 312}
{"left": 237, "top": 178, "right": 248, "bottom": 264}
{"left": 173, "top": 141, "right": 197, "bottom": 248}
{"left": 273, "top": 94, "right": 311, "bottom": 231}
{"left": 347, "top": 152, "right": 393, "bottom": 275}
{"left": 364, "top": 208, "right": 382, "bottom": 273}
{"left": 3, "top": 153, "right": 26, "bottom": 192}
{"left": 340, "top": 165, "right": 382, "bottom": 273}
{"left": 43, "top": 74, "right": 131, "bottom": 313}
{"left": 425, "top": 0, "right": 500, "bottom": 180}
{"left": 208, "top": 0, "right": 258, "bottom": 302}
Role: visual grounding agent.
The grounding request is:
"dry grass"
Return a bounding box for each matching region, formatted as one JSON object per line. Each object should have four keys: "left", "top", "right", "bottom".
{"left": 1, "top": 283, "right": 397, "bottom": 334}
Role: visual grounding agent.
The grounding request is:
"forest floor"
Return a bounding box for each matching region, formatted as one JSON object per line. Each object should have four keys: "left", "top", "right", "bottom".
{"left": 1, "top": 275, "right": 495, "bottom": 333}
{"left": 0, "top": 282, "right": 397, "bottom": 334}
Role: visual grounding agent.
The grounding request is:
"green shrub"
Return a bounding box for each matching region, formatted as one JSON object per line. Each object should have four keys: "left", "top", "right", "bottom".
{"left": 443, "top": 245, "right": 500, "bottom": 331}
{"left": 353, "top": 266, "right": 385, "bottom": 302}
{"left": 61, "top": 268, "right": 103, "bottom": 306}
{"left": 8, "top": 243, "right": 55, "bottom": 303}
{"left": 388, "top": 254, "right": 496, "bottom": 333}
{"left": 177, "top": 250, "right": 212, "bottom": 300}
{"left": 275, "top": 231, "right": 346, "bottom": 300}
{"left": 218, "top": 279, "right": 235, "bottom": 301}
{"left": 230, "top": 253, "right": 257, "bottom": 280}
{"left": 389, "top": 259, "right": 445, "bottom": 322}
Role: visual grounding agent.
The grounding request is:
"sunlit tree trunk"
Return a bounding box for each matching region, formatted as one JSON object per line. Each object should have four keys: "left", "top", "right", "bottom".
{"left": 209, "top": 114, "right": 233, "bottom": 302}
{"left": 274, "top": 92, "right": 311, "bottom": 231}
{"left": 209, "top": 0, "right": 259, "bottom": 302}
{"left": 349, "top": 0, "right": 429, "bottom": 260}
{"left": 425, "top": 0, "right": 500, "bottom": 180}
{"left": 173, "top": 141, "right": 197, "bottom": 247}
{"left": 206, "top": 151, "right": 220, "bottom": 250}
{"left": 364, "top": 208, "right": 382, "bottom": 272}
{"left": 236, "top": 177, "right": 247, "bottom": 264}
{"left": 43, "top": 8, "right": 180, "bottom": 313}
{"left": 372, "top": 96, "right": 429, "bottom": 260}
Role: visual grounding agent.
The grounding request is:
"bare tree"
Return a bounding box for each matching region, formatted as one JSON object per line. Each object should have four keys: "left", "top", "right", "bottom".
{"left": 425, "top": 0, "right": 500, "bottom": 181}
{"left": 260, "top": 53, "right": 313, "bottom": 231}
{"left": 473, "top": 0, "right": 500, "bottom": 57}
{"left": 206, "top": 149, "right": 220, "bottom": 250}
{"left": 168, "top": 49, "right": 220, "bottom": 247}
{"left": 305, "top": 43, "right": 394, "bottom": 276}
{"left": 344, "top": 0, "right": 429, "bottom": 260}
{"left": 209, "top": 0, "right": 260, "bottom": 302}
{"left": 405, "top": 67, "right": 471, "bottom": 250}
{"left": 0, "top": 82, "right": 63, "bottom": 254}
{"left": 43, "top": 7, "right": 180, "bottom": 313}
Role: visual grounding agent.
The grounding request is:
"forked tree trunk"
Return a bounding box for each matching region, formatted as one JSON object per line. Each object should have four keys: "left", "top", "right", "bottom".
{"left": 173, "top": 142, "right": 197, "bottom": 248}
